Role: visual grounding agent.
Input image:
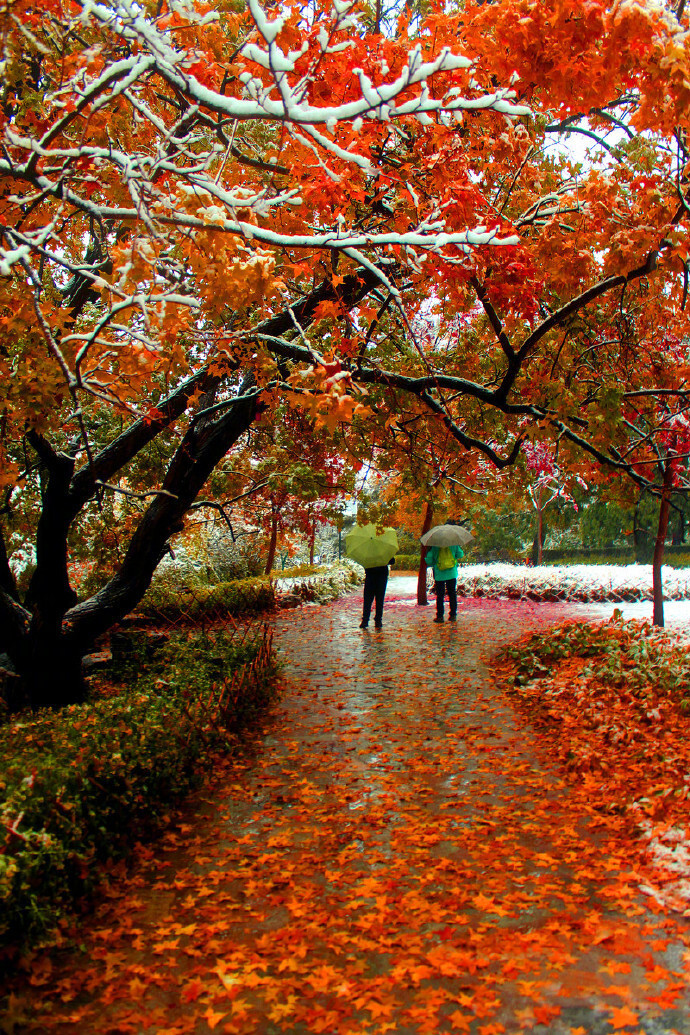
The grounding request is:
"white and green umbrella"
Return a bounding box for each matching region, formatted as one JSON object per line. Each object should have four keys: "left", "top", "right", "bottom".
{"left": 421, "top": 524, "right": 473, "bottom": 547}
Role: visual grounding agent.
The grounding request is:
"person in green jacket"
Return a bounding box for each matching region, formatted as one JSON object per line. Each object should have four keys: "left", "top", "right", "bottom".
{"left": 425, "top": 544, "right": 463, "bottom": 623}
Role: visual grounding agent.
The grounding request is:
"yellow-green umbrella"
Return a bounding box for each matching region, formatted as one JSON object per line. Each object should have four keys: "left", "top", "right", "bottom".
{"left": 345, "top": 524, "right": 398, "bottom": 568}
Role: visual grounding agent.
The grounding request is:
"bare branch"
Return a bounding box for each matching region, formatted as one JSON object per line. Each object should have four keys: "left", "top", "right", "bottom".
{"left": 94, "top": 480, "right": 179, "bottom": 501}
{"left": 0, "top": 522, "right": 20, "bottom": 603}
{"left": 470, "top": 276, "right": 515, "bottom": 361}
{"left": 544, "top": 122, "right": 622, "bottom": 158}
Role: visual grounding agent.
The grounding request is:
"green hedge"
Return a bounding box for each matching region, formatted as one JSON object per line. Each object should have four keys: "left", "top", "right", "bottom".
{"left": 395, "top": 554, "right": 421, "bottom": 570}
{"left": 540, "top": 546, "right": 690, "bottom": 567}
{"left": 136, "top": 576, "right": 276, "bottom": 622}
{"left": 276, "top": 563, "right": 328, "bottom": 577}
{"left": 0, "top": 629, "right": 278, "bottom": 965}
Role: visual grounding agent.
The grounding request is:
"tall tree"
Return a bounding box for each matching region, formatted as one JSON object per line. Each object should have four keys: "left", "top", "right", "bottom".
{"left": 2, "top": 0, "right": 690, "bottom": 704}
{"left": 1, "top": 0, "right": 533, "bottom": 707}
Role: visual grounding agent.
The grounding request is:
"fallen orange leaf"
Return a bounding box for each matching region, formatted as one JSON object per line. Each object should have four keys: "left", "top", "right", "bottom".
{"left": 609, "top": 1005, "right": 639, "bottom": 1029}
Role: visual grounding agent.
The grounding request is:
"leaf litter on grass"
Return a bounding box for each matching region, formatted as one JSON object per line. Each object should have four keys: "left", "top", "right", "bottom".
{"left": 3, "top": 594, "right": 690, "bottom": 1035}
{"left": 499, "top": 614, "right": 690, "bottom": 920}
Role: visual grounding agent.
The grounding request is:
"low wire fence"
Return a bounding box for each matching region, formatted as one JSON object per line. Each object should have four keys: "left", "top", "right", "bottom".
{"left": 100, "top": 581, "right": 281, "bottom": 745}
{"left": 131, "top": 577, "right": 276, "bottom": 628}
{"left": 173, "top": 622, "right": 277, "bottom": 745}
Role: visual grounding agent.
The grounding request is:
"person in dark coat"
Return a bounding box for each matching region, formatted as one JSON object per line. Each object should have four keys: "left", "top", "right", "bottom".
{"left": 360, "top": 556, "right": 395, "bottom": 629}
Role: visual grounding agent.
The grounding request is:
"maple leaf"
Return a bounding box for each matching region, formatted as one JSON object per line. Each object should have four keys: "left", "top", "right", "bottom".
{"left": 601, "top": 960, "right": 632, "bottom": 977}
{"left": 533, "top": 1004, "right": 561, "bottom": 1025}
{"left": 174, "top": 923, "right": 198, "bottom": 936}
{"left": 128, "top": 977, "right": 148, "bottom": 998}
{"left": 601, "top": 983, "right": 632, "bottom": 1000}
{"left": 203, "top": 1007, "right": 227, "bottom": 1030}
{"left": 472, "top": 891, "right": 495, "bottom": 911}
{"left": 608, "top": 1005, "right": 639, "bottom": 1029}
{"left": 180, "top": 978, "right": 204, "bottom": 1003}
{"left": 647, "top": 982, "right": 686, "bottom": 1008}
{"left": 448, "top": 1010, "right": 472, "bottom": 1031}
{"left": 643, "top": 963, "right": 668, "bottom": 983}
{"left": 268, "top": 996, "right": 298, "bottom": 1022}
{"left": 366, "top": 998, "right": 397, "bottom": 1019}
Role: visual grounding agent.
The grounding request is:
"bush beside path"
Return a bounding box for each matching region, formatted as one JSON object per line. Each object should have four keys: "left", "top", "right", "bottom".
{"left": 3, "top": 588, "right": 690, "bottom": 1034}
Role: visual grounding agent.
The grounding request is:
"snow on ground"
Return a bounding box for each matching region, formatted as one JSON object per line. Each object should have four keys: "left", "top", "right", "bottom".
{"left": 584, "top": 598, "right": 690, "bottom": 636}
{"left": 279, "top": 562, "right": 690, "bottom": 633}
{"left": 389, "top": 565, "right": 690, "bottom": 635}
{"left": 453, "top": 562, "right": 690, "bottom": 603}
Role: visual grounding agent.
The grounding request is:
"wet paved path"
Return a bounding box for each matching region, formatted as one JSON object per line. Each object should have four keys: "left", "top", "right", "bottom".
{"left": 7, "top": 582, "right": 690, "bottom": 1034}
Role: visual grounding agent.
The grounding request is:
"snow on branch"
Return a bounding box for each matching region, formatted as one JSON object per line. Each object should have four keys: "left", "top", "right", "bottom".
{"left": 0, "top": 0, "right": 535, "bottom": 333}
{"left": 78, "top": 0, "right": 529, "bottom": 129}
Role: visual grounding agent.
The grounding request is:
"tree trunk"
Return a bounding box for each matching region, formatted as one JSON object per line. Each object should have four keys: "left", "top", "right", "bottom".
{"left": 672, "top": 502, "right": 685, "bottom": 546}
{"left": 24, "top": 627, "right": 87, "bottom": 711}
{"left": 652, "top": 463, "right": 674, "bottom": 628}
{"left": 417, "top": 501, "right": 434, "bottom": 606}
{"left": 265, "top": 507, "right": 279, "bottom": 575}
{"left": 309, "top": 524, "right": 316, "bottom": 565}
{"left": 1, "top": 382, "right": 259, "bottom": 711}
{"left": 1, "top": 269, "right": 385, "bottom": 713}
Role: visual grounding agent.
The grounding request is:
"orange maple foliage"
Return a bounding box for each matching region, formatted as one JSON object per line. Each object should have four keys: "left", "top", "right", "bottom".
{"left": 3, "top": 0, "right": 690, "bottom": 703}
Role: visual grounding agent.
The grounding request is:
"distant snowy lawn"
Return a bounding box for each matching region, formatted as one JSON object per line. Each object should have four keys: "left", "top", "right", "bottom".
{"left": 278, "top": 561, "right": 690, "bottom": 604}
{"left": 454, "top": 562, "right": 690, "bottom": 602}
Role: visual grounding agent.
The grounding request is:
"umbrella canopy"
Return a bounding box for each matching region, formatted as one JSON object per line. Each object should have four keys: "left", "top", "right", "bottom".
{"left": 345, "top": 524, "right": 398, "bottom": 568}
{"left": 421, "top": 524, "right": 473, "bottom": 548}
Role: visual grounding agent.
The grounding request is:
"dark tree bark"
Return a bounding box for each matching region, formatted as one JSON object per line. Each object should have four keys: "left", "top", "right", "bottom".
{"left": 652, "top": 463, "right": 674, "bottom": 628}
{"left": 265, "top": 505, "right": 279, "bottom": 576}
{"left": 417, "top": 501, "right": 434, "bottom": 605}
{"left": 1, "top": 267, "right": 385, "bottom": 712}
{"left": 1, "top": 380, "right": 259, "bottom": 709}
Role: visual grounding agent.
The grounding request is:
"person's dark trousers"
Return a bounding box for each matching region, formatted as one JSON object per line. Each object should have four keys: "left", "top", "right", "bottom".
{"left": 362, "top": 566, "right": 389, "bottom": 627}
{"left": 435, "top": 578, "right": 457, "bottom": 620}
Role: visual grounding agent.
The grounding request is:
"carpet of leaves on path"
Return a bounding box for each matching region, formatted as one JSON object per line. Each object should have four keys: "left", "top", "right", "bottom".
{"left": 4, "top": 591, "right": 690, "bottom": 1035}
